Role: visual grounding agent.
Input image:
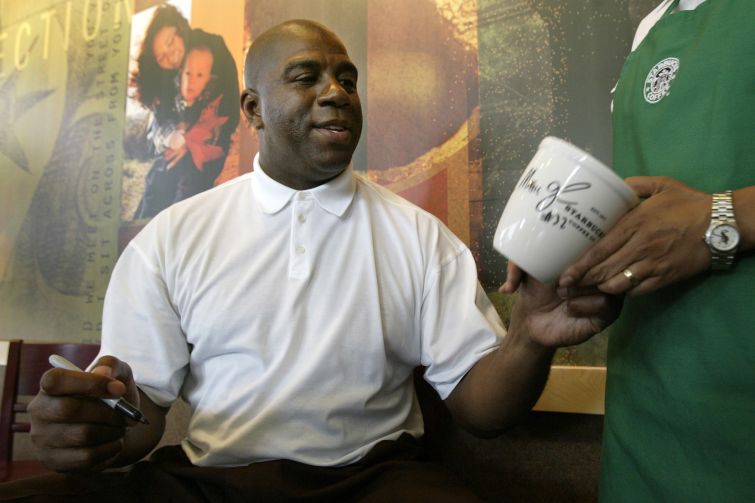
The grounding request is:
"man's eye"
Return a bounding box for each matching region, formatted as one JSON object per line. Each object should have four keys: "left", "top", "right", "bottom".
{"left": 339, "top": 78, "right": 356, "bottom": 90}
{"left": 294, "top": 74, "right": 317, "bottom": 83}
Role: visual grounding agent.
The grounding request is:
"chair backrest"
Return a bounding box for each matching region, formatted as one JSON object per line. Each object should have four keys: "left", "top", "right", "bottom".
{"left": 0, "top": 339, "right": 100, "bottom": 481}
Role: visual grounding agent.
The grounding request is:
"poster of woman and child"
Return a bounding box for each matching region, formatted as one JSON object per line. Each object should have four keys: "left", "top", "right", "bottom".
{"left": 122, "top": 1, "right": 240, "bottom": 221}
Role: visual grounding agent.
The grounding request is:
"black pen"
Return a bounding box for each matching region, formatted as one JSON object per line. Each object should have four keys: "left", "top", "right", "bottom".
{"left": 48, "top": 354, "right": 149, "bottom": 424}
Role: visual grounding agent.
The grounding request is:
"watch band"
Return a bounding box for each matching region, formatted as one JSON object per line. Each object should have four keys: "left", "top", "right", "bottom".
{"left": 709, "top": 190, "right": 738, "bottom": 269}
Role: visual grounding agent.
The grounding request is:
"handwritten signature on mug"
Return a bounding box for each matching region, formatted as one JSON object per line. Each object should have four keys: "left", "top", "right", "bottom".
{"left": 518, "top": 168, "right": 592, "bottom": 212}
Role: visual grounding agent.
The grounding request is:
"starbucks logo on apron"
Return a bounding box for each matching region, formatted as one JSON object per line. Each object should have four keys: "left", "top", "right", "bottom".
{"left": 644, "top": 57, "right": 680, "bottom": 104}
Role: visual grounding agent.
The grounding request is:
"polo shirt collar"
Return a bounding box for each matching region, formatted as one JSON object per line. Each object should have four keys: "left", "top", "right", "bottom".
{"left": 252, "top": 153, "right": 356, "bottom": 217}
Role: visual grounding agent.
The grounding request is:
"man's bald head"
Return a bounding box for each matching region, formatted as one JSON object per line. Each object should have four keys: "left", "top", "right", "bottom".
{"left": 243, "top": 20, "right": 346, "bottom": 92}
{"left": 238, "top": 19, "right": 362, "bottom": 190}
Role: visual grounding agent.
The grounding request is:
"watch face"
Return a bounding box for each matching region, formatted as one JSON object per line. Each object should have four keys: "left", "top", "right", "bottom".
{"left": 709, "top": 224, "right": 740, "bottom": 251}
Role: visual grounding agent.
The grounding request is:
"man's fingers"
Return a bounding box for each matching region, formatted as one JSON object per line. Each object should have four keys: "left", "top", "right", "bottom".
{"left": 500, "top": 261, "right": 524, "bottom": 293}
{"left": 624, "top": 175, "right": 672, "bottom": 198}
{"left": 93, "top": 356, "right": 134, "bottom": 387}
{"left": 560, "top": 217, "right": 636, "bottom": 287}
{"left": 89, "top": 367, "right": 126, "bottom": 397}
{"left": 556, "top": 284, "right": 603, "bottom": 299}
{"left": 566, "top": 293, "right": 623, "bottom": 323}
{"left": 39, "top": 368, "right": 122, "bottom": 399}
{"left": 94, "top": 356, "right": 138, "bottom": 403}
{"left": 557, "top": 286, "right": 622, "bottom": 331}
{"left": 29, "top": 394, "right": 128, "bottom": 426}
{"left": 32, "top": 421, "right": 127, "bottom": 448}
{"left": 38, "top": 440, "right": 124, "bottom": 473}
{"left": 41, "top": 355, "right": 131, "bottom": 397}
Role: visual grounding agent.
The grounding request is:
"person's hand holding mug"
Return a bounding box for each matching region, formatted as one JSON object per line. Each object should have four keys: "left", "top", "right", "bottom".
{"left": 494, "top": 137, "right": 638, "bottom": 284}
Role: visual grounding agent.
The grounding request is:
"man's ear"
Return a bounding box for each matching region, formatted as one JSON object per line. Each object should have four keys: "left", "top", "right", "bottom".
{"left": 240, "top": 89, "right": 263, "bottom": 129}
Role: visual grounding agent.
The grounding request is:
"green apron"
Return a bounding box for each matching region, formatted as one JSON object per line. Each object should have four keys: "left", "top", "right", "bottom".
{"left": 601, "top": 0, "right": 755, "bottom": 501}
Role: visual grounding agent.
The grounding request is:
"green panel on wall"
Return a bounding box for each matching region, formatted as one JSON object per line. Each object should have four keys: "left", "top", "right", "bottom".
{"left": 477, "top": 0, "right": 658, "bottom": 365}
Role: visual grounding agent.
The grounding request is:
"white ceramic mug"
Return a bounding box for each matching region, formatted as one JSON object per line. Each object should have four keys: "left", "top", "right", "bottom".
{"left": 493, "top": 137, "right": 638, "bottom": 283}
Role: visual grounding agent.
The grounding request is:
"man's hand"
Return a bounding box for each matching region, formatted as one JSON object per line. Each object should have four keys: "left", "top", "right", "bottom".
{"left": 559, "top": 176, "right": 711, "bottom": 295}
{"left": 512, "top": 276, "right": 623, "bottom": 349}
{"left": 27, "top": 356, "right": 142, "bottom": 473}
{"left": 500, "top": 261, "right": 621, "bottom": 347}
{"left": 447, "top": 274, "right": 621, "bottom": 435}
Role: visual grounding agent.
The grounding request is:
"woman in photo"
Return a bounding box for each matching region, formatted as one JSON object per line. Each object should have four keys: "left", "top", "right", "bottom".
{"left": 130, "top": 4, "right": 239, "bottom": 219}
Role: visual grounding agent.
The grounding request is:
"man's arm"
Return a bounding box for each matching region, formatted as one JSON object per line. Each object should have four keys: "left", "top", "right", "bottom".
{"left": 734, "top": 185, "right": 755, "bottom": 251}
{"left": 27, "top": 356, "right": 167, "bottom": 472}
{"left": 445, "top": 279, "right": 621, "bottom": 435}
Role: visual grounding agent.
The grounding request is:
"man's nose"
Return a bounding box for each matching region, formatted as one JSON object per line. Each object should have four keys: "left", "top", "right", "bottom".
{"left": 317, "top": 78, "right": 349, "bottom": 107}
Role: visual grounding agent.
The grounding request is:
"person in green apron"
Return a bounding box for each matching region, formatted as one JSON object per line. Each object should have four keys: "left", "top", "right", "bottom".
{"left": 555, "top": 0, "right": 755, "bottom": 500}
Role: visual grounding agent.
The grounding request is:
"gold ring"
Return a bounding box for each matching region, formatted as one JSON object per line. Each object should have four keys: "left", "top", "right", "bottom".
{"left": 623, "top": 268, "right": 640, "bottom": 287}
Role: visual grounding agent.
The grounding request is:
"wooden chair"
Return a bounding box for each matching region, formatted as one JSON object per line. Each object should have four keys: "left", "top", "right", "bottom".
{"left": 0, "top": 339, "right": 100, "bottom": 482}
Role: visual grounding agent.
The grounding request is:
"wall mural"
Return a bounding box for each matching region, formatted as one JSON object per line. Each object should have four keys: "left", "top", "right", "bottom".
{"left": 1, "top": 0, "right": 657, "bottom": 364}
{"left": 122, "top": 0, "right": 240, "bottom": 222}
{"left": 1, "top": 0, "right": 131, "bottom": 342}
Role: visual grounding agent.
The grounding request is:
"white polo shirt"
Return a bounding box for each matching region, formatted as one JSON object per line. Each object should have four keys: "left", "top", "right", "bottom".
{"left": 101, "top": 154, "right": 504, "bottom": 467}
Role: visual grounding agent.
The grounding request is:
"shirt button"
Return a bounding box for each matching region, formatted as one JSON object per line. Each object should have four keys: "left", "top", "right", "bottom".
{"left": 298, "top": 214, "right": 306, "bottom": 223}
{"left": 297, "top": 192, "right": 309, "bottom": 200}
{"left": 295, "top": 245, "right": 305, "bottom": 255}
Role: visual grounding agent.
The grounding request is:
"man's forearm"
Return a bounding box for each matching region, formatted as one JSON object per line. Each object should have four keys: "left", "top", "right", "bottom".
{"left": 733, "top": 186, "right": 755, "bottom": 251}
{"left": 444, "top": 259, "right": 619, "bottom": 436}
{"left": 445, "top": 324, "right": 555, "bottom": 436}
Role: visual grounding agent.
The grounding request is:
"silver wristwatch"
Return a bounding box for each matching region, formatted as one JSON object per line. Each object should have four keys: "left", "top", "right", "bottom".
{"left": 703, "top": 190, "right": 740, "bottom": 270}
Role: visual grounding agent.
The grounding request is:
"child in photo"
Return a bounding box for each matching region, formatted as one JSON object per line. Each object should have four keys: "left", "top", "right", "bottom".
{"left": 135, "top": 39, "right": 230, "bottom": 219}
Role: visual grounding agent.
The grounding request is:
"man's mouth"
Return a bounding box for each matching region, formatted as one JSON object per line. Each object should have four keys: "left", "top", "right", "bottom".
{"left": 315, "top": 120, "right": 350, "bottom": 131}
{"left": 314, "top": 121, "right": 353, "bottom": 143}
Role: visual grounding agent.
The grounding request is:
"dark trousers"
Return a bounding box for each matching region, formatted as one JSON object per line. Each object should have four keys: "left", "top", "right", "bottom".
{"left": 0, "top": 434, "right": 482, "bottom": 502}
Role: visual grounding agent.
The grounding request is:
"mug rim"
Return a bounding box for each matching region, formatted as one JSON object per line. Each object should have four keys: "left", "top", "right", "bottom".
{"left": 540, "top": 136, "right": 638, "bottom": 208}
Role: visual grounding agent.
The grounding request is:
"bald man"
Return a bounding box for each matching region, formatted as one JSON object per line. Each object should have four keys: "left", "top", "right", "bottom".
{"left": 1, "top": 20, "right": 620, "bottom": 502}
